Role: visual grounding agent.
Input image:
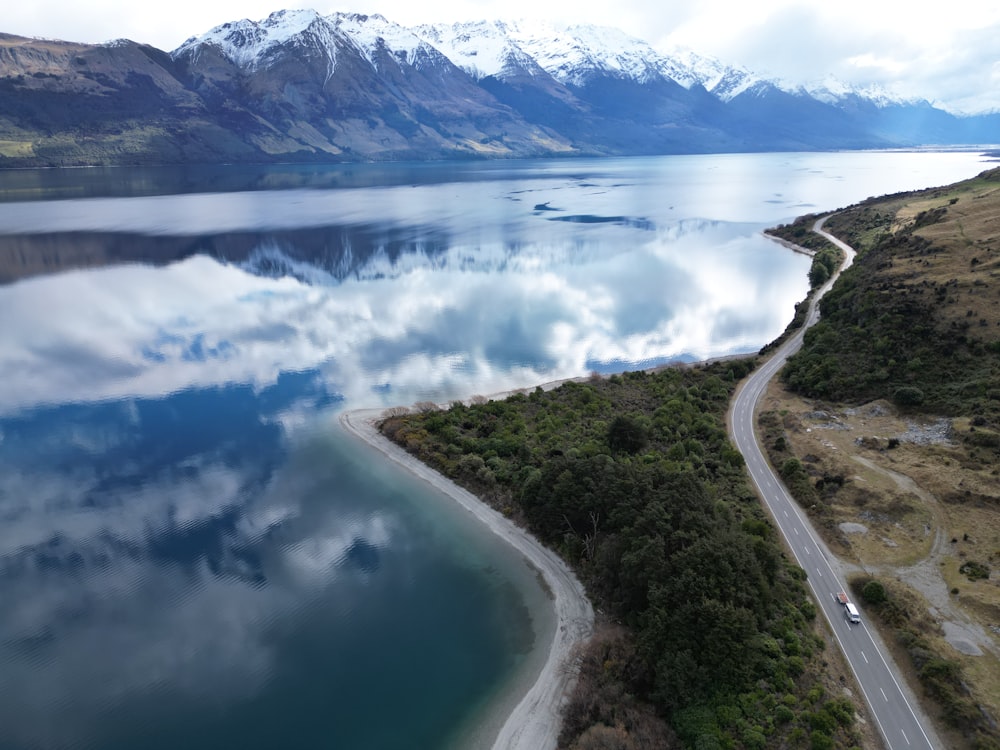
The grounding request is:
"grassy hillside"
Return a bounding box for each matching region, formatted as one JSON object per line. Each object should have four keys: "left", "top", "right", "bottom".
{"left": 761, "top": 167, "right": 1000, "bottom": 749}
{"left": 781, "top": 167, "right": 1000, "bottom": 418}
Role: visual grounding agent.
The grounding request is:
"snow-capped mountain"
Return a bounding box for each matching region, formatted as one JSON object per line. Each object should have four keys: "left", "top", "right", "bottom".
{"left": 654, "top": 46, "right": 741, "bottom": 93}
{"left": 411, "top": 21, "right": 546, "bottom": 81}
{"left": 416, "top": 19, "right": 730, "bottom": 92}
{"left": 1, "top": 11, "right": 996, "bottom": 168}
{"left": 170, "top": 11, "right": 573, "bottom": 162}
{"left": 800, "top": 77, "right": 921, "bottom": 109}
{"left": 174, "top": 10, "right": 453, "bottom": 76}
{"left": 173, "top": 9, "right": 335, "bottom": 70}
{"left": 501, "top": 21, "right": 670, "bottom": 86}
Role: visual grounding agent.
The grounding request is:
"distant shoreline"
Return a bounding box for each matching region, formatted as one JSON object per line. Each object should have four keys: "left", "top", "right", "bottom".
{"left": 338, "top": 408, "right": 594, "bottom": 750}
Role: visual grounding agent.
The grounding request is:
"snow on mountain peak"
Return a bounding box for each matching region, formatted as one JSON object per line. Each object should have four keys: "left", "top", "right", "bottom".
{"left": 797, "top": 75, "right": 917, "bottom": 108}
{"left": 498, "top": 20, "right": 668, "bottom": 86}
{"left": 174, "top": 10, "right": 448, "bottom": 74}
{"left": 331, "top": 13, "right": 433, "bottom": 69}
{"left": 413, "top": 19, "right": 757, "bottom": 94}
{"left": 174, "top": 10, "right": 324, "bottom": 65}
{"left": 170, "top": 10, "right": 929, "bottom": 116}
{"left": 412, "top": 20, "right": 539, "bottom": 80}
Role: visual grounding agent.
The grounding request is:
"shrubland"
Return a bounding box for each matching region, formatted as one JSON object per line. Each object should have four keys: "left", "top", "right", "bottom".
{"left": 760, "top": 167, "right": 1000, "bottom": 749}
{"left": 381, "top": 364, "right": 866, "bottom": 749}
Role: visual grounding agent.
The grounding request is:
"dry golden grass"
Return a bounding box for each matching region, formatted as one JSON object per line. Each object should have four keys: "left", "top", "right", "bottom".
{"left": 888, "top": 175, "right": 1000, "bottom": 335}
{"left": 761, "top": 381, "right": 1000, "bottom": 745}
{"left": 0, "top": 139, "right": 34, "bottom": 157}
{"left": 756, "top": 171, "right": 1000, "bottom": 745}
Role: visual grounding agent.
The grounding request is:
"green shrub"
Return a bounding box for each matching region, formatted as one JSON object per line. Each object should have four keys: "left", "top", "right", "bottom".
{"left": 800, "top": 600, "right": 817, "bottom": 620}
{"left": 959, "top": 561, "right": 990, "bottom": 581}
{"left": 781, "top": 458, "right": 804, "bottom": 478}
{"left": 775, "top": 705, "right": 795, "bottom": 724}
{"left": 893, "top": 386, "right": 925, "bottom": 406}
{"left": 861, "top": 579, "right": 887, "bottom": 604}
{"left": 743, "top": 727, "right": 767, "bottom": 749}
{"left": 824, "top": 697, "right": 855, "bottom": 727}
{"left": 808, "top": 261, "right": 830, "bottom": 288}
{"left": 607, "top": 414, "right": 649, "bottom": 454}
{"left": 807, "top": 709, "right": 836, "bottom": 734}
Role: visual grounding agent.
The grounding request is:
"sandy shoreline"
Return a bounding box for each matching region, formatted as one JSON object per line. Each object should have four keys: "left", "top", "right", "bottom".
{"left": 339, "top": 408, "right": 594, "bottom": 750}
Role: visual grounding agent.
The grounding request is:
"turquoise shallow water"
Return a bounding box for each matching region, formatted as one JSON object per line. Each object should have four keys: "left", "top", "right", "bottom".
{"left": 0, "top": 151, "right": 989, "bottom": 749}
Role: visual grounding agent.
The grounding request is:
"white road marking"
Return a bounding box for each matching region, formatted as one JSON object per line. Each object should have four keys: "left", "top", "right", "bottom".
{"left": 728, "top": 226, "right": 937, "bottom": 750}
{"left": 902, "top": 729, "right": 911, "bottom": 745}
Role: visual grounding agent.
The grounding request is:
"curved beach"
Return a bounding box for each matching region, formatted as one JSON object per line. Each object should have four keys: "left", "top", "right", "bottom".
{"left": 339, "top": 408, "right": 595, "bottom": 750}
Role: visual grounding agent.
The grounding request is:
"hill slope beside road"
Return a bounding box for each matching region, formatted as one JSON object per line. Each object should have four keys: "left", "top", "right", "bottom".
{"left": 758, "top": 171, "right": 1000, "bottom": 749}
{"left": 730, "top": 218, "right": 945, "bottom": 750}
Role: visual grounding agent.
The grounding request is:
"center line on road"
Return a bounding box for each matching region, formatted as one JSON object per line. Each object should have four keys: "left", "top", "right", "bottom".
{"left": 861, "top": 651, "right": 868, "bottom": 664}
{"left": 880, "top": 688, "right": 888, "bottom": 702}
{"left": 815, "top": 568, "right": 822, "bottom": 577}
{"left": 901, "top": 729, "right": 910, "bottom": 745}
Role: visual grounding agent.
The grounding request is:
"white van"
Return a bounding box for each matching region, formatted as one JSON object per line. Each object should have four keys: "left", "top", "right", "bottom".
{"left": 844, "top": 602, "right": 861, "bottom": 624}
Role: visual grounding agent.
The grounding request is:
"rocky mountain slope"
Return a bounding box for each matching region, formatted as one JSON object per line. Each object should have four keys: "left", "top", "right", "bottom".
{"left": 1, "top": 11, "right": 997, "bottom": 167}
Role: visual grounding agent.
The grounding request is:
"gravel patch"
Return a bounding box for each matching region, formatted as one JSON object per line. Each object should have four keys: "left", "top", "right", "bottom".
{"left": 839, "top": 522, "right": 870, "bottom": 535}
{"left": 897, "top": 418, "right": 954, "bottom": 446}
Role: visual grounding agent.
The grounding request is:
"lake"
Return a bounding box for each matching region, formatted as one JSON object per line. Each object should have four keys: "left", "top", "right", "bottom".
{"left": 0, "top": 150, "right": 990, "bottom": 749}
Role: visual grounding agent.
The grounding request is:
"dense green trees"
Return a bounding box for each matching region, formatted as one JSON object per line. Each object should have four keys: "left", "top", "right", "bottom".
{"left": 381, "top": 364, "right": 861, "bottom": 748}
{"left": 807, "top": 247, "right": 842, "bottom": 289}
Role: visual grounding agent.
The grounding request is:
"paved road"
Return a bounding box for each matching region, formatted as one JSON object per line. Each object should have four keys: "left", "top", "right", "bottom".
{"left": 728, "top": 219, "right": 942, "bottom": 750}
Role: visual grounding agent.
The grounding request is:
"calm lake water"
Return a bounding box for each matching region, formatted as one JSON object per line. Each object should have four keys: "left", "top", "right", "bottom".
{"left": 0, "top": 151, "right": 990, "bottom": 749}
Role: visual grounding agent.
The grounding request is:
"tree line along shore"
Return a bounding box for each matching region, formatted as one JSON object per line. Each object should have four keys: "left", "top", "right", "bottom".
{"left": 379, "top": 166, "right": 1000, "bottom": 750}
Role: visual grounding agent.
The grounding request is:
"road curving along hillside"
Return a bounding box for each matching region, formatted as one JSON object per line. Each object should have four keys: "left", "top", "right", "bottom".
{"left": 728, "top": 218, "right": 945, "bottom": 750}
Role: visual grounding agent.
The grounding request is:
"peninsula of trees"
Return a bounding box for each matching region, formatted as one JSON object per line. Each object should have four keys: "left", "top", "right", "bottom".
{"left": 380, "top": 166, "right": 1000, "bottom": 749}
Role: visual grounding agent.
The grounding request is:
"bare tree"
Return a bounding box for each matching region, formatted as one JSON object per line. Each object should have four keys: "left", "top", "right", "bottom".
{"left": 381, "top": 406, "right": 410, "bottom": 418}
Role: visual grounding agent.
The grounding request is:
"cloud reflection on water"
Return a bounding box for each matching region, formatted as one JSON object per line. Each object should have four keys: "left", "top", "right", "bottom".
{"left": 0, "top": 204, "right": 809, "bottom": 744}
{"left": 0, "top": 384, "right": 398, "bottom": 747}
{"left": 0, "top": 151, "right": 990, "bottom": 749}
{"left": 0, "top": 216, "right": 809, "bottom": 415}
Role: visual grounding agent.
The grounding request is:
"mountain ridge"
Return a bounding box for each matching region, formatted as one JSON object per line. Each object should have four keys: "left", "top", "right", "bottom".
{"left": 0, "top": 12, "right": 997, "bottom": 168}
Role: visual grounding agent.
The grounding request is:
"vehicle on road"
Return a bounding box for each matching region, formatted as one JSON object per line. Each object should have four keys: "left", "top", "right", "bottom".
{"left": 833, "top": 591, "right": 861, "bottom": 623}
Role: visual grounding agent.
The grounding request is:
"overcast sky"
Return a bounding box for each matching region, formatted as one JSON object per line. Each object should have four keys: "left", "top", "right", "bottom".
{"left": 4, "top": 0, "right": 1000, "bottom": 114}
